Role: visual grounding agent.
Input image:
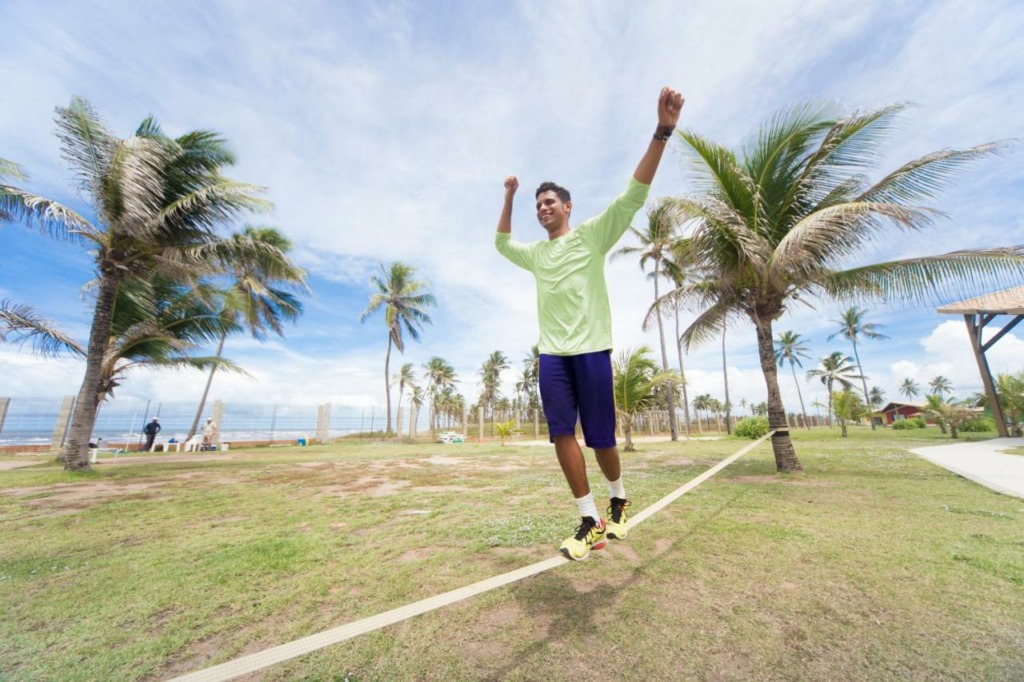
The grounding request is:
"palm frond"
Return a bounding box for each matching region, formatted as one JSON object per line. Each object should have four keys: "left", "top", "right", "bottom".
{"left": 680, "top": 300, "right": 738, "bottom": 350}
{"left": 54, "top": 96, "right": 117, "bottom": 200}
{"left": 0, "top": 300, "right": 85, "bottom": 357}
{"left": 770, "top": 201, "right": 939, "bottom": 279}
{"left": 676, "top": 130, "right": 756, "bottom": 217}
{"left": 0, "top": 186, "right": 96, "bottom": 241}
{"left": 814, "top": 246, "right": 1024, "bottom": 306}
{"left": 856, "top": 142, "right": 1012, "bottom": 205}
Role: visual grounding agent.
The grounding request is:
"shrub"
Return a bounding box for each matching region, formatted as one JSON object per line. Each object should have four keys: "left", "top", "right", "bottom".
{"left": 734, "top": 416, "right": 769, "bottom": 439}
{"left": 892, "top": 419, "right": 920, "bottom": 430}
{"left": 959, "top": 416, "right": 995, "bottom": 432}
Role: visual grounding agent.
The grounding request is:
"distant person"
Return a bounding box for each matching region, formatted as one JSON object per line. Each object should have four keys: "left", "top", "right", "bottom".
{"left": 494, "top": 87, "right": 684, "bottom": 561}
{"left": 143, "top": 417, "right": 161, "bottom": 451}
{"left": 202, "top": 418, "right": 219, "bottom": 450}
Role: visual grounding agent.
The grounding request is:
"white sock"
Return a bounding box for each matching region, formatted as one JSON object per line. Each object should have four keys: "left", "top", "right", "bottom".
{"left": 608, "top": 477, "right": 626, "bottom": 500}
{"left": 574, "top": 493, "right": 601, "bottom": 524}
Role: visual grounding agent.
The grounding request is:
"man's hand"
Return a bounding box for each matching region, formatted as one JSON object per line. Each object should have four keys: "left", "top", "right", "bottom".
{"left": 498, "top": 176, "right": 518, "bottom": 234}
{"left": 504, "top": 175, "right": 519, "bottom": 200}
{"left": 658, "top": 87, "right": 684, "bottom": 129}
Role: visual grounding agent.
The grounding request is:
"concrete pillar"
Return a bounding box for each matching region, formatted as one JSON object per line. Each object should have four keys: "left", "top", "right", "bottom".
{"left": 478, "top": 406, "right": 484, "bottom": 440}
{"left": 396, "top": 405, "right": 404, "bottom": 438}
{"left": 533, "top": 408, "right": 539, "bottom": 438}
{"left": 0, "top": 398, "right": 9, "bottom": 438}
{"left": 51, "top": 395, "right": 74, "bottom": 451}
{"left": 462, "top": 407, "right": 469, "bottom": 438}
{"left": 408, "top": 404, "right": 417, "bottom": 438}
{"left": 212, "top": 400, "right": 224, "bottom": 444}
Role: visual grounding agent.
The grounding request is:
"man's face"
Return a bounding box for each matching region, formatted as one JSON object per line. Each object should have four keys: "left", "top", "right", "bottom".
{"left": 535, "top": 191, "right": 571, "bottom": 233}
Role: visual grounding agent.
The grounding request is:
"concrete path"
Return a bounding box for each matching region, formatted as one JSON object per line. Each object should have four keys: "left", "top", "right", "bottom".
{"left": 911, "top": 437, "right": 1024, "bottom": 498}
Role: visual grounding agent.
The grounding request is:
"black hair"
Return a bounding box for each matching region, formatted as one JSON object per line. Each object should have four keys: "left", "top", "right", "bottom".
{"left": 535, "top": 181, "right": 571, "bottom": 204}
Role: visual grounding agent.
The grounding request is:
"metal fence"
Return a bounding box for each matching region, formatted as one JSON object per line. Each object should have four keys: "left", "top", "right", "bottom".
{"left": 0, "top": 396, "right": 432, "bottom": 448}
{"left": 0, "top": 396, "right": 825, "bottom": 450}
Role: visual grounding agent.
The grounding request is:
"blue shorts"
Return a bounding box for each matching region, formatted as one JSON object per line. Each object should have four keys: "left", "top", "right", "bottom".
{"left": 539, "top": 350, "right": 617, "bottom": 449}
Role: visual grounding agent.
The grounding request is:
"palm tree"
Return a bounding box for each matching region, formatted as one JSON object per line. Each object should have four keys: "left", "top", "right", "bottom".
{"left": 898, "top": 378, "right": 921, "bottom": 401}
{"left": 394, "top": 362, "right": 417, "bottom": 433}
{"left": 923, "top": 396, "right": 972, "bottom": 439}
{"left": 423, "top": 356, "right": 456, "bottom": 437}
{"left": 829, "top": 307, "right": 888, "bottom": 430}
{"left": 1, "top": 98, "right": 270, "bottom": 469}
{"left": 186, "top": 226, "right": 307, "bottom": 441}
{"left": 774, "top": 330, "right": 811, "bottom": 429}
{"left": 522, "top": 345, "right": 541, "bottom": 411}
{"left": 868, "top": 386, "right": 886, "bottom": 409}
{"left": 928, "top": 375, "right": 954, "bottom": 398}
{"left": 661, "top": 102, "right": 1024, "bottom": 472}
{"left": 360, "top": 262, "right": 436, "bottom": 436}
{"left": 995, "top": 372, "right": 1024, "bottom": 436}
{"left": 479, "top": 350, "right": 510, "bottom": 432}
{"left": 613, "top": 199, "right": 680, "bottom": 440}
{"left": 832, "top": 389, "right": 866, "bottom": 437}
{"left": 807, "top": 352, "right": 861, "bottom": 426}
{"left": 924, "top": 393, "right": 950, "bottom": 434}
{"left": 612, "top": 345, "right": 675, "bottom": 451}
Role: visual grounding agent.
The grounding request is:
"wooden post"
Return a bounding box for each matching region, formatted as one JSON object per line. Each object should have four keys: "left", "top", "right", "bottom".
{"left": 965, "top": 313, "right": 1009, "bottom": 437}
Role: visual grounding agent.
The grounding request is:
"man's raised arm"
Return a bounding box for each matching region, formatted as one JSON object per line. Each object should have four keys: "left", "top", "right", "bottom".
{"left": 497, "top": 175, "right": 519, "bottom": 234}
{"left": 633, "top": 87, "right": 684, "bottom": 186}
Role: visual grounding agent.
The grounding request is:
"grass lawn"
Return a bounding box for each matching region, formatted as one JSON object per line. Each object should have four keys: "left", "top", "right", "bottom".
{"left": 1, "top": 426, "right": 1022, "bottom": 681}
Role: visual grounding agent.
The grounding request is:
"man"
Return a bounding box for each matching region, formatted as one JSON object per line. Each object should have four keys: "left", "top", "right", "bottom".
{"left": 201, "top": 418, "right": 219, "bottom": 450}
{"left": 495, "top": 87, "right": 684, "bottom": 561}
{"left": 143, "top": 417, "right": 161, "bottom": 452}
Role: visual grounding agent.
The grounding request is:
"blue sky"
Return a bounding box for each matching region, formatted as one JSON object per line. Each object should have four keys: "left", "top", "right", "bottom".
{"left": 1, "top": 0, "right": 1023, "bottom": 416}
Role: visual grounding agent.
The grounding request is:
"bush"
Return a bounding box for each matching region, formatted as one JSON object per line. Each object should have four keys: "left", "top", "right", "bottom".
{"left": 891, "top": 418, "right": 924, "bottom": 430}
{"left": 959, "top": 417, "right": 995, "bottom": 432}
{"left": 734, "top": 416, "right": 770, "bottom": 439}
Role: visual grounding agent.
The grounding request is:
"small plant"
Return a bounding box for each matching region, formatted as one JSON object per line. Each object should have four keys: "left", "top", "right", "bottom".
{"left": 493, "top": 420, "right": 517, "bottom": 446}
{"left": 734, "top": 416, "right": 770, "bottom": 439}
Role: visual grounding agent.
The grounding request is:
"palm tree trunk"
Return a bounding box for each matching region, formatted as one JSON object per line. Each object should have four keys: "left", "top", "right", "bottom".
{"left": 722, "top": 329, "right": 732, "bottom": 435}
{"left": 674, "top": 299, "right": 691, "bottom": 437}
{"left": 62, "top": 273, "right": 122, "bottom": 469}
{"left": 384, "top": 335, "right": 393, "bottom": 436}
{"left": 624, "top": 418, "right": 635, "bottom": 452}
{"left": 653, "top": 259, "right": 678, "bottom": 440}
{"left": 826, "top": 380, "right": 835, "bottom": 427}
{"left": 187, "top": 331, "right": 226, "bottom": 441}
{"left": 753, "top": 317, "right": 802, "bottom": 472}
{"left": 852, "top": 339, "right": 876, "bottom": 430}
{"left": 790, "top": 363, "right": 810, "bottom": 430}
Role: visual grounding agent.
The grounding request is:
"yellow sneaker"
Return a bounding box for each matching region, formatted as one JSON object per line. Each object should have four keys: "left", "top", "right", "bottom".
{"left": 559, "top": 517, "right": 606, "bottom": 561}
{"left": 606, "top": 498, "right": 631, "bottom": 540}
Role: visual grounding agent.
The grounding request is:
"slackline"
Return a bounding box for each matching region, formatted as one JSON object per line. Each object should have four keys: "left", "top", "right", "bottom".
{"left": 170, "top": 431, "right": 774, "bottom": 682}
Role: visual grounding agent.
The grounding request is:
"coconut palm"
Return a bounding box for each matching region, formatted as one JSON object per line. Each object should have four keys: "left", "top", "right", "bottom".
{"left": 423, "top": 356, "right": 456, "bottom": 436}
{"left": 923, "top": 396, "right": 972, "bottom": 439}
{"left": 613, "top": 199, "right": 680, "bottom": 440}
{"left": 612, "top": 345, "right": 675, "bottom": 451}
{"left": 924, "top": 393, "right": 950, "bottom": 434}
{"left": 522, "top": 345, "right": 541, "bottom": 410}
{"left": 899, "top": 378, "right": 921, "bottom": 401}
{"left": 807, "top": 352, "right": 861, "bottom": 425}
{"left": 661, "top": 102, "right": 1023, "bottom": 472}
{"left": 832, "top": 389, "right": 866, "bottom": 437}
{"left": 479, "top": 350, "right": 510, "bottom": 431}
{"left": 995, "top": 372, "right": 1024, "bottom": 436}
{"left": 360, "top": 262, "right": 436, "bottom": 436}
{"left": 829, "top": 307, "right": 889, "bottom": 430}
{"left": 1, "top": 98, "right": 270, "bottom": 469}
{"left": 774, "top": 330, "right": 811, "bottom": 429}
{"left": 868, "top": 386, "right": 886, "bottom": 409}
{"left": 928, "top": 375, "right": 954, "bottom": 398}
{"left": 394, "top": 362, "right": 417, "bottom": 432}
{"left": 186, "top": 226, "right": 307, "bottom": 440}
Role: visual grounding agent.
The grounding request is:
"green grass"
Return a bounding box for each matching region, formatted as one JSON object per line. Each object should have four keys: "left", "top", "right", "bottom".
{"left": 1, "top": 427, "right": 1022, "bottom": 680}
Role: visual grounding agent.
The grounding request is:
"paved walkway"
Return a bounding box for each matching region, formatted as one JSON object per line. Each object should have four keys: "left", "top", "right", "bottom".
{"left": 911, "top": 437, "right": 1024, "bottom": 498}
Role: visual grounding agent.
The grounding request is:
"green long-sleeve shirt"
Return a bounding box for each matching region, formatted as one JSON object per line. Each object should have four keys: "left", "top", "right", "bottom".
{"left": 495, "top": 177, "right": 650, "bottom": 355}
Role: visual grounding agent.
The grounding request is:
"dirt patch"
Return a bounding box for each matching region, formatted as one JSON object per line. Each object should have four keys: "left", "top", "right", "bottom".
{"left": 424, "top": 455, "right": 465, "bottom": 466}
{"left": 606, "top": 543, "right": 641, "bottom": 564}
{"left": 654, "top": 538, "right": 674, "bottom": 556}
{"left": 397, "top": 547, "right": 437, "bottom": 563}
